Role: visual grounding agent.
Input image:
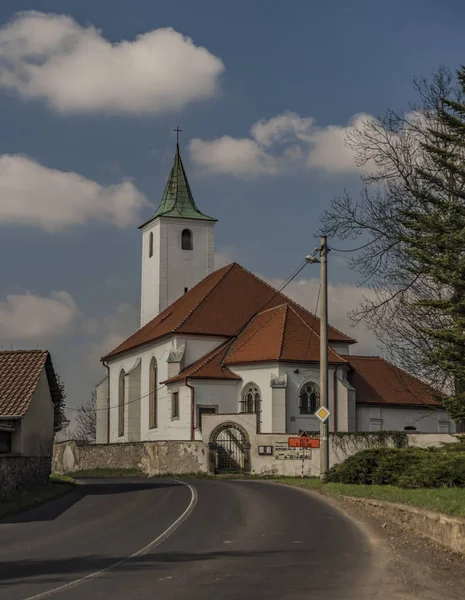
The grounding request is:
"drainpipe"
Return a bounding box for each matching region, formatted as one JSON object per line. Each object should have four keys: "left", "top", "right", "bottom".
{"left": 102, "top": 359, "right": 110, "bottom": 444}
{"left": 333, "top": 367, "right": 338, "bottom": 433}
{"left": 185, "top": 378, "right": 195, "bottom": 441}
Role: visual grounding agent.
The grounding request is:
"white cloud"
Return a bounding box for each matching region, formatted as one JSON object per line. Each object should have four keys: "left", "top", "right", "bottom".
{"left": 264, "top": 275, "right": 379, "bottom": 354}
{"left": 189, "top": 111, "right": 375, "bottom": 178}
{"left": 0, "top": 154, "right": 147, "bottom": 231}
{"left": 0, "top": 290, "right": 80, "bottom": 340}
{"left": 87, "top": 303, "right": 140, "bottom": 364}
{"left": 0, "top": 11, "right": 224, "bottom": 114}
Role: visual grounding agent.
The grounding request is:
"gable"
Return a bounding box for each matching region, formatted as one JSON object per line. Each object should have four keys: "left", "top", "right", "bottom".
{"left": 0, "top": 350, "right": 54, "bottom": 417}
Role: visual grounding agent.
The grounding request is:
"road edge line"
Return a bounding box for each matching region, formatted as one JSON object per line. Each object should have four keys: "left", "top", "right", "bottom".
{"left": 21, "top": 479, "right": 198, "bottom": 600}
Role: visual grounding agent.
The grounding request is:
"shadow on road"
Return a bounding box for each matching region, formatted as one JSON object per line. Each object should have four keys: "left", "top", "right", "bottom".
{"left": 1, "top": 479, "right": 179, "bottom": 525}
{"left": 0, "top": 548, "right": 322, "bottom": 588}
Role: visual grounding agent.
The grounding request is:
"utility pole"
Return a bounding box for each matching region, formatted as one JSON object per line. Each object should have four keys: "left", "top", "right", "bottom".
{"left": 319, "top": 236, "right": 329, "bottom": 478}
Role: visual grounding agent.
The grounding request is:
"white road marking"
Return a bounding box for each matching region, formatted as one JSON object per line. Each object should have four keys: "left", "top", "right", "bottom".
{"left": 21, "top": 479, "right": 198, "bottom": 600}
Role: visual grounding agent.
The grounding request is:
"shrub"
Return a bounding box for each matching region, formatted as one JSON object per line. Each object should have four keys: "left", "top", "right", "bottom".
{"left": 327, "top": 443, "right": 465, "bottom": 488}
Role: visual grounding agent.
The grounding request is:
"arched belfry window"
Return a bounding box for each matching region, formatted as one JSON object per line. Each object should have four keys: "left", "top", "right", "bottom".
{"left": 299, "top": 381, "right": 320, "bottom": 415}
{"left": 149, "top": 357, "right": 158, "bottom": 429}
{"left": 241, "top": 383, "right": 261, "bottom": 414}
{"left": 118, "top": 370, "right": 125, "bottom": 437}
{"left": 181, "top": 229, "right": 193, "bottom": 251}
{"left": 149, "top": 232, "right": 153, "bottom": 258}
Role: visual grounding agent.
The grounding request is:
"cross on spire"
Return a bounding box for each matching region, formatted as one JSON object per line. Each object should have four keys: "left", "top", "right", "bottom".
{"left": 174, "top": 126, "right": 182, "bottom": 145}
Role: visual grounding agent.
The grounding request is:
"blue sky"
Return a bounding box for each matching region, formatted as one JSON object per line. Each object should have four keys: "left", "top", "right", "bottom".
{"left": 0, "top": 0, "right": 463, "bottom": 420}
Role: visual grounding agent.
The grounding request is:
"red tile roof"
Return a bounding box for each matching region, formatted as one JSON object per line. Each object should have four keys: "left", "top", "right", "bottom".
{"left": 224, "top": 304, "right": 347, "bottom": 366}
{"left": 104, "top": 263, "right": 355, "bottom": 360}
{"left": 164, "top": 341, "right": 241, "bottom": 384}
{"left": 0, "top": 350, "right": 61, "bottom": 417}
{"left": 343, "top": 355, "right": 440, "bottom": 407}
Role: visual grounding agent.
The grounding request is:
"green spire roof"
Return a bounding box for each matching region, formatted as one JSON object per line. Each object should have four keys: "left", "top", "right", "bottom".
{"left": 140, "top": 144, "right": 216, "bottom": 228}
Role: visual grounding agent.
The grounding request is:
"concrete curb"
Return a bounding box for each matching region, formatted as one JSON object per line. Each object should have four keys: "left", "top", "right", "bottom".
{"left": 344, "top": 496, "right": 465, "bottom": 555}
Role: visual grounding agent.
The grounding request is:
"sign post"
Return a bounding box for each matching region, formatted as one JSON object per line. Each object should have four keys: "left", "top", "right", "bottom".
{"left": 287, "top": 432, "right": 320, "bottom": 478}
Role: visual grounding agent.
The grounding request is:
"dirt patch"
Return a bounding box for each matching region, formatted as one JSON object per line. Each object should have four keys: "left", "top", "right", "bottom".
{"left": 327, "top": 492, "right": 465, "bottom": 599}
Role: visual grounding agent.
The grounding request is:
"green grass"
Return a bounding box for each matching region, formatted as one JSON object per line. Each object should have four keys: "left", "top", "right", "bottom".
{"left": 0, "top": 478, "right": 75, "bottom": 520}
{"left": 279, "top": 478, "right": 465, "bottom": 517}
{"left": 67, "top": 467, "right": 145, "bottom": 478}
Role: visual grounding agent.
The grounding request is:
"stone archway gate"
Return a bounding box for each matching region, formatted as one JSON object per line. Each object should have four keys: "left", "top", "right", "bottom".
{"left": 208, "top": 422, "right": 251, "bottom": 474}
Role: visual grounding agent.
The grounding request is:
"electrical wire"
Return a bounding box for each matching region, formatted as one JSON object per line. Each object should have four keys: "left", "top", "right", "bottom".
{"left": 328, "top": 237, "right": 381, "bottom": 253}
{"left": 67, "top": 257, "right": 315, "bottom": 414}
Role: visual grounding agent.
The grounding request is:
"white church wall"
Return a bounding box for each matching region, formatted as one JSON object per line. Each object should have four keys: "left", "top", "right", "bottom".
{"left": 177, "top": 335, "right": 229, "bottom": 369}
{"left": 280, "top": 364, "right": 337, "bottom": 434}
{"left": 95, "top": 375, "right": 109, "bottom": 444}
{"left": 227, "top": 364, "right": 279, "bottom": 433}
{"left": 329, "top": 343, "right": 351, "bottom": 355}
{"left": 356, "top": 405, "right": 456, "bottom": 433}
{"left": 140, "top": 219, "right": 161, "bottom": 327}
{"left": 191, "top": 380, "right": 240, "bottom": 440}
{"left": 164, "top": 217, "right": 215, "bottom": 309}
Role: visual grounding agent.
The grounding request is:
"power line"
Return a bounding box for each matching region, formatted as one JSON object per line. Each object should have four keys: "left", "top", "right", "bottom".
{"left": 68, "top": 258, "right": 314, "bottom": 414}
{"left": 328, "top": 236, "right": 382, "bottom": 253}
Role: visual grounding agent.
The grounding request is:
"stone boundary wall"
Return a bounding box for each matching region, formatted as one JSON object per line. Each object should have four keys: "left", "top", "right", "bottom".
{"left": 53, "top": 440, "right": 208, "bottom": 475}
{"left": 53, "top": 431, "right": 459, "bottom": 478}
{"left": 346, "top": 496, "right": 465, "bottom": 555}
{"left": 0, "top": 456, "right": 51, "bottom": 500}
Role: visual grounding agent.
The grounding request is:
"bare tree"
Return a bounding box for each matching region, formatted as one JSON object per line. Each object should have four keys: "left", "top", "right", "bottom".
{"left": 321, "top": 67, "right": 462, "bottom": 395}
{"left": 72, "top": 391, "right": 97, "bottom": 443}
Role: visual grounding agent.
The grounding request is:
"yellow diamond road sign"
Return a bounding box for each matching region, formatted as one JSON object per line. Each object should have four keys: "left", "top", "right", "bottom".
{"left": 315, "top": 406, "right": 330, "bottom": 423}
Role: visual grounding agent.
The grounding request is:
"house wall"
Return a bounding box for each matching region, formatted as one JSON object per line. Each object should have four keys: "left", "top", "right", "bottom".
{"left": 356, "top": 405, "right": 456, "bottom": 433}
{"left": 140, "top": 217, "right": 215, "bottom": 327}
{"left": 20, "top": 368, "right": 54, "bottom": 456}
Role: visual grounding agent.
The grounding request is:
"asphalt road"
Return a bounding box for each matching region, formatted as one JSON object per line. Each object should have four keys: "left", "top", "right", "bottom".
{"left": 0, "top": 478, "right": 374, "bottom": 600}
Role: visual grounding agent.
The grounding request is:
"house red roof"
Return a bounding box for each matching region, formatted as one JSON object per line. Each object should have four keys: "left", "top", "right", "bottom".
{"left": 164, "top": 341, "right": 241, "bottom": 384}
{"left": 0, "top": 350, "right": 61, "bottom": 417}
{"left": 342, "top": 355, "right": 440, "bottom": 407}
{"left": 224, "top": 304, "right": 347, "bottom": 366}
{"left": 104, "top": 263, "right": 355, "bottom": 360}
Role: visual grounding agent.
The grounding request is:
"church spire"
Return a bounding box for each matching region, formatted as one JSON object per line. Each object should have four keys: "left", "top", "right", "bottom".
{"left": 140, "top": 142, "right": 216, "bottom": 228}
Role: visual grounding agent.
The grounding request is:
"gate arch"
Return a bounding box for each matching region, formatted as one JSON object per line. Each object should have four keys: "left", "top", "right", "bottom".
{"left": 208, "top": 422, "right": 251, "bottom": 474}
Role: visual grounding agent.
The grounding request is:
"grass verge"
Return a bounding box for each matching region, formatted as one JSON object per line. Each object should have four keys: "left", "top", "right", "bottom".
{"left": 0, "top": 478, "right": 75, "bottom": 520}
{"left": 279, "top": 478, "right": 465, "bottom": 517}
{"left": 67, "top": 468, "right": 145, "bottom": 478}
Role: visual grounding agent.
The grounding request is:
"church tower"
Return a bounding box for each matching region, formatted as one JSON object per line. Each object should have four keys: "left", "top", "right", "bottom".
{"left": 139, "top": 143, "right": 216, "bottom": 327}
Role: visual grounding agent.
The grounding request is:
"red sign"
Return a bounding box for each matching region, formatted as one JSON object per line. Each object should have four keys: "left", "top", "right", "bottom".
{"left": 288, "top": 436, "right": 320, "bottom": 449}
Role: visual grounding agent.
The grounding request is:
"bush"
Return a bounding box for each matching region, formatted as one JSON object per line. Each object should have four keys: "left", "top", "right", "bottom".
{"left": 326, "top": 443, "right": 465, "bottom": 488}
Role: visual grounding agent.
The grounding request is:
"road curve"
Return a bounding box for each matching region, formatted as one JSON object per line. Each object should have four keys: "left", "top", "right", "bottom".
{"left": 0, "top": 478, "right": 373, "bottom": 600}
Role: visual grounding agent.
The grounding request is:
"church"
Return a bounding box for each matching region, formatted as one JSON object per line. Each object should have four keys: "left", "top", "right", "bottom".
{"left": 95, "top": 144, "right": 456, "bottom": 444}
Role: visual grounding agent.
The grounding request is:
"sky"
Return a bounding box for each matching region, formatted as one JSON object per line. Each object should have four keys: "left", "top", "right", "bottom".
{"left": 0, "top": 0, "right": 464, "bottom": 424}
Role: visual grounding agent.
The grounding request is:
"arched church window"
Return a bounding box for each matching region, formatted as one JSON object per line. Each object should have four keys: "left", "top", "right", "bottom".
{"left": 149, "top": 232, "right": 153, "bottom": 257}
{"left": 181, "top": 229, "right": 193, "bottom": 251}
{"left": 240, "top": 383, "right": 261, "bottom": 414}
{"left": 299, "top": 381, "right": 319, "bottom": 415}
{"left": 149, "top": 357, "right": 158, "bottom": 429}
{"left": 118, "top": 370, "right": 125, "bottom": 437}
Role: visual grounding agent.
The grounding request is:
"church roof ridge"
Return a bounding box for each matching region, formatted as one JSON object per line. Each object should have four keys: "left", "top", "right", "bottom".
{"left": 139, "top": 144, "right": 216, "bottom": 228}
{"left": 103, "top": 262, "right": 356, "bottom": 360}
